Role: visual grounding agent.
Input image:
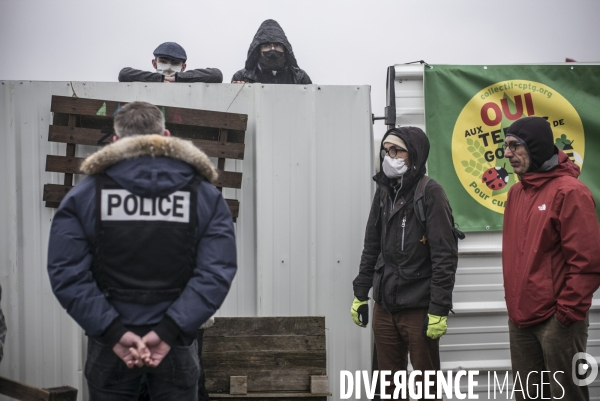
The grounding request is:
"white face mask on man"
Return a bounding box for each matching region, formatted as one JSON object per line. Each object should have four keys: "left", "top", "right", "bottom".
{"left": 156, "top": 62, "right": 182, "bottom": 77}
{"left": 382, "top": 155, "right": 409, "bottom": 178}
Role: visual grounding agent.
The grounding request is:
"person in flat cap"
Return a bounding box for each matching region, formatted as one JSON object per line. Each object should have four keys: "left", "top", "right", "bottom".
{"left": 502, "top": 116, "right": 600, "bottom": 400}
{"left": 232, "top": 19, "right": 311, "bottom": 84}
{"left": 119, "top": 42, "right": 223, "bottom": 83}
{"left": 352, "top": 127, "right": 458, "bottom": 398}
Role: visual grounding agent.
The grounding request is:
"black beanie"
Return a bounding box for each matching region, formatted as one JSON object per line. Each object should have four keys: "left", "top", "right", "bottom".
{"left": 505, "top": 117, "right": 556, "bottom": 172}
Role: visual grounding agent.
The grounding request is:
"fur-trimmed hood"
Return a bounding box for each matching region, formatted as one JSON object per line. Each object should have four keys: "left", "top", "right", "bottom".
{"left": 81, "top": 134, "right": 218, "bottom": 182}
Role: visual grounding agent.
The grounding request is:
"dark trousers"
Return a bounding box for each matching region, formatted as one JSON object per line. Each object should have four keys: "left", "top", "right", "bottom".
{"left": 372, "top": 303, "right": 441, "bottom": 400}
{"left": 138, "top": 330, "right": 208, "bottom": 401}
{"left": 86, "top": 337, "right": 199, "bottom": 401}
{"left": 508, "top": 314, "right": 589, "bottom": 401}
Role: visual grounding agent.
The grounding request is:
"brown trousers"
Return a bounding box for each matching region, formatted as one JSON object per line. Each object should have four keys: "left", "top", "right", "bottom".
{"left": 509, "top": 314, "right": 590, "bottom": 401}
{"left": 372, "top": 303, "right": 441, "bottom": 400}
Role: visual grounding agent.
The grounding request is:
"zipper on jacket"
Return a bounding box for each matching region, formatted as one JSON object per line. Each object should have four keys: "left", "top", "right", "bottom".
{"left": 401, "top": 214, "right": 406, "bottom": 251}
{"left": 392, "top": 189, "right": 400, "bottom": 210}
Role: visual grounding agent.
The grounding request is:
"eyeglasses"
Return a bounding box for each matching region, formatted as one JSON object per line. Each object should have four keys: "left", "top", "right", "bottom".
{"left": 156, "top": 57, "right": 184, "bottom": 66}
{"left": 502, "top": 141, "right": 525, "bottom": 152}
{"left": 381, "top": 148, "right": 408, "bottom": 159}
{"left": 260, "top": 43, "right": 285, "bottom": 52}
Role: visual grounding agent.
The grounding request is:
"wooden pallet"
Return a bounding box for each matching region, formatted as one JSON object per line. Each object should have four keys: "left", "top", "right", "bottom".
{"left": 43, "top": 95, "right": 248, "bottom": 219}
{"left": 0, "top": 376, "right": 77, "bottom": 401}
{"left": 203, "top": 317, "right": 331, "bottom": 400}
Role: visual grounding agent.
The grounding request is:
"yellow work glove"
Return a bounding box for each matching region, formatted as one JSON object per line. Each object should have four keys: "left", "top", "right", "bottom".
{"left": 351, "top": 297, "right": 369, "bottom": 327}
{"left": 424, "top": 314, "right": 447, "bottom": 339}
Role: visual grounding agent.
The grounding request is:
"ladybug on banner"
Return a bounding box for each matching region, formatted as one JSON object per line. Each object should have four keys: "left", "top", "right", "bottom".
{"left": 482, "top": 166, "right": 509, "bottom": 190}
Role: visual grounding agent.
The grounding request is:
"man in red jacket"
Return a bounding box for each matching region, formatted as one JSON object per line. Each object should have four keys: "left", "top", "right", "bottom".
{"left": 502, "top": 116, "right": 600, "bottom": 400}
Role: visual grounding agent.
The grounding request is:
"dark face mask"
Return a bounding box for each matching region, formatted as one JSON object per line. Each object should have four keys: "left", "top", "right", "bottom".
{"left": 259, "top": 50, "right": 286, "bottom": 70}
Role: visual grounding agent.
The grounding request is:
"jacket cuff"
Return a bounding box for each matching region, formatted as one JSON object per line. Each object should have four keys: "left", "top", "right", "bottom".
{"left": 555, "top": 309, "right": 576, "bottom": 327}
{"left": 428, "top": 302, "right": 450, "bottom": 316}
{"left": 153, "top": 315, "right": 182, "bottom": 347}
{"left": 353, "top": 287, "right": 370, "bottom": 301}
{"left": 101, "top": 318, "right": 128, "bottom": 347}
{"left": 174, "top": 72, "right": 180, "bottom": 82}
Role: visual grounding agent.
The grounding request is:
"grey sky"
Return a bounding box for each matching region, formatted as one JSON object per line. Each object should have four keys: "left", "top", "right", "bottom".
{"left": 2, "top": 0, "right": 599, "bottom": 139}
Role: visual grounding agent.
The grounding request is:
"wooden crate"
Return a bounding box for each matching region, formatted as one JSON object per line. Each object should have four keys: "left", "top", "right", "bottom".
{"left": 203, "top": 317, "right": 330, "bottom": 400}
{"left": 43, "top": 95, "right": 248, "bottom": 219}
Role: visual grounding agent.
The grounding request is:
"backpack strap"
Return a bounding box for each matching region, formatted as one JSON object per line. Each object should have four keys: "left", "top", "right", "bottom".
{"left": 414, "top": 175, "right": 466, "bottom": 244}
{"left": 414, "top": 175, "right": 431, "bottom": 231}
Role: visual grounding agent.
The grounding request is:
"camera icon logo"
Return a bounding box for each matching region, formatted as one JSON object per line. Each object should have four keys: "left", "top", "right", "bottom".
{"left": 572, "top": 352, "right": 598, "bottom": 386}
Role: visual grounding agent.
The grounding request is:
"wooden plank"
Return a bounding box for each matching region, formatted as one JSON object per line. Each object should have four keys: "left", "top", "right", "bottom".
{"left": 310, "top": 376, "right": 328, "bottom": 394}
{"left": 226, "top": 199, "right": 239, "bottom": 219}
{"left": 49, "top": 125, "right": 115, "bottom": 146}
{"left": 53, "top": 112, "right": 246, "bottom": 144}
{"left": 46, "top": 155, "right": 83, "bottom": 175}
{"left": 51, "top": 96, "right": 248, "bottom": 131}
{"left": 163, "top": 106, "right": 248, "bottom": 132}
{"left": 0, "top": 375, "right": 50, "bottom": 401}
{"left": 202, "top": 350, "right": 326, "bottom": 371}
{"left": 230, "top": 376, "right": 247, "bottom": 395}
{"left": 169, "top": 125, "right": 246, "bottom": 144}
{"left": 218, "top": 130, "right": 228, "bottom": 171}
{"left": 43, "top": 184, "right": 73, "bottom": 203}
{"left": 48, "top": 125, "right": 245, "bottom": 159}
{"left": 205, "top": 369, "right": 327, "bottom": 393}
{"left": 217, "top": 130, "right": 228, "bottom": 193}
{"left": 45, "top": 156, "right": 242, "bottom": 189}
{"left": 46, "top": 386, "right": 78, "bottom": 401}
{"left": 214, "top": 171, "right": 242, "bottom": 189}
{"left": 63, "top": 115, "right": 77, "bottom": 187}
{"left": 189, "top": 138, "right": 244, "bottom": 160}
{"left": 203, "top": 335, "right": 325, "bottom": 352}
{"left": 43, "top": 184, "right": 240, "bottom": 219}
{"left": 204, "top": 317, "right": 326, "bottom": 337}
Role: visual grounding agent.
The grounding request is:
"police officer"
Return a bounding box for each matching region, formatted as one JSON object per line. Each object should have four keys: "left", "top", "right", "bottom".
{"left": 47, "top": 101, "right": 237, "bottom": 400}
{"left": 119, "top": 42, "right": 223, "bottom": 83}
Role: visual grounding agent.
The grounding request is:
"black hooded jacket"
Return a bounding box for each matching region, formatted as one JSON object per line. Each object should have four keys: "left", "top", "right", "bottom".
{"left": 231, "top": 19, "right": 312, "bottom": 84}
{"left": 118, "top": 67, "right": 223, "bottom": 83}
{"left": 352, "top": 127, "right": 458, "bottom": 316}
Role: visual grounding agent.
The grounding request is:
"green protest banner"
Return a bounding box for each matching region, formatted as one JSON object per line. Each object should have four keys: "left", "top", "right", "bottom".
{"left": 424, "top": 65, "right": 600, "bottom": 231}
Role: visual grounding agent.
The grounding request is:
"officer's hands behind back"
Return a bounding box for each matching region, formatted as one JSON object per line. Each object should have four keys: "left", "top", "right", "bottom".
{"left": 112, "top": 331, "right": 150, "bottom": 368}
{"left": 112, "top": 330, "right": 171, "bottom": 369}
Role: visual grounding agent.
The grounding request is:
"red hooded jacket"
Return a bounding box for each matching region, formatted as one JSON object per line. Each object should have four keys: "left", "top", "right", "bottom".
{"left": 502, "top": 150, "right": 600, "bottom": 328}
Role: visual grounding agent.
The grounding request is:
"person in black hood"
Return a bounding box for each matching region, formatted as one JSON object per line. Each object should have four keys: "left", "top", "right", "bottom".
{"left": 231, "top": 19, "right": 312, "bottom": 84}
{"left": 351, "top": 127, "right": 458, "bottom": 398}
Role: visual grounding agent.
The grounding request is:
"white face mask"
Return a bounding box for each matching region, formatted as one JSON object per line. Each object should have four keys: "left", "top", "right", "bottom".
{"left": 156, "top": 62, "right": 182, "bottom": 77}
{"left": 382, "top": 155, "right": 408, "bottom": 178}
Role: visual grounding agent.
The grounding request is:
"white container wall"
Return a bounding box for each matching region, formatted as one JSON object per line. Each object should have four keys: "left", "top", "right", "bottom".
{"left": 391, "top": 64, "right": 600, "bottom": 398}
{"left": 0, "top": 82, "right": 374, "bottom": 400}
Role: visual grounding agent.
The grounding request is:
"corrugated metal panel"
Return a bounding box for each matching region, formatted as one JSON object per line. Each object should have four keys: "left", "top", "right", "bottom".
{"left": 0, "top": 82, "right": 374, "bottom": 400}
{"left": 254, "top": 84, "right": 374, "bottom": 400}
{"left": 392, "top": 64, "right": 600, "bottom": 398}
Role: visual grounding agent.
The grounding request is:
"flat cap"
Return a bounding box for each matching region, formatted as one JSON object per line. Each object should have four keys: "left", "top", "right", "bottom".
{"left": 153, "top": 42, "right": 187, "bottom": 62}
